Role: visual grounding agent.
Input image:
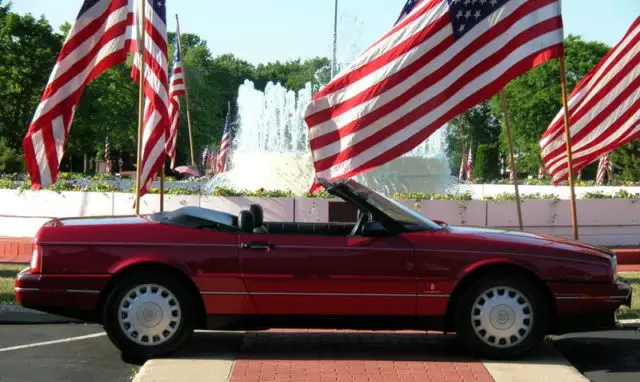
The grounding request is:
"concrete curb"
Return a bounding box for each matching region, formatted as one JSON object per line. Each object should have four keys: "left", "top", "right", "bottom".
{"left": 619, "top": 319, "right": 640, "bottom": 329}
{"left": 0, "top": 304, "right": 82, "bottom": 324}
{"left": 483, "top": 343, "right": 589, "bottom": 382}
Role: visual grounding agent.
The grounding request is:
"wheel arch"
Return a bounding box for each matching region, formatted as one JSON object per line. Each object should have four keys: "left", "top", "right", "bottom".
{"left": 96, "top": 262, "right": 207, "bottom": 329}
{"left": 443, "top": 261, "right": 557, "bottom": 333}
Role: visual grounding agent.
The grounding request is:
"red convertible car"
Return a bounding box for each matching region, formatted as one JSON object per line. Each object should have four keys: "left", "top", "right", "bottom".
{"left": 15, "top": 179, "right": 631, "bottom": 359}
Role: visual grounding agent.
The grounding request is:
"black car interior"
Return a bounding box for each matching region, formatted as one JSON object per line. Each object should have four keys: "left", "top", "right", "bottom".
{"left": 238, "top": 204, "right": 358, "bottom": 236}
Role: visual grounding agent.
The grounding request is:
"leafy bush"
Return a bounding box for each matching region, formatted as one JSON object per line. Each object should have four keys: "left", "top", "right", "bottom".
{"left": 473, "top": 144, "right": 500, "bottom": 182}
{"left": 0, "top": 138, "right": 23, "bottom": 174}
{"left": 393, "top": 192, "right": 473, "bottom": 201}
{"left": 488, "top": 192, "right": 559, "bottom": 201}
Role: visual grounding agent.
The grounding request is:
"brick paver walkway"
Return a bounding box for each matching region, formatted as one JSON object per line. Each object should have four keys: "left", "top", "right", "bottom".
{"left": 229, "top": 330, "right": 493, "bottom": 382}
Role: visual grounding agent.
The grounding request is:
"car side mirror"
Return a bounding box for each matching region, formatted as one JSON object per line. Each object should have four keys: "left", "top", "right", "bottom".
{"left": 362, "top": 221, "right": 388, "bottom": 237}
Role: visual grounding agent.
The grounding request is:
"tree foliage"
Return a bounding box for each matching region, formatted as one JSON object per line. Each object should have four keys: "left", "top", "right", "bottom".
{"left": 487, "top": 35, "right": 611, "bottom": 174}
{"left": 473, "top": 144, "right": 501, "bottom": 182}
{"left": 446, "top": 102, "right": 501, "bottom": 174}
{"left": 0, "top": 3, "right": 62, "bottom": 151}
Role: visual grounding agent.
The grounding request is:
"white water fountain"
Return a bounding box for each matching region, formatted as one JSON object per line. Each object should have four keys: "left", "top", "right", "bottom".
{"left": 206, "top": 79, "right": 457, "bottom": 196}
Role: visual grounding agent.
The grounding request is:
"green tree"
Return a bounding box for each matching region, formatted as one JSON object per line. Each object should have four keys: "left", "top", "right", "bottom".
{"left": 473, "top": 144, "right": 501, "bottom": 182}
{"left": 491, "top": 35, "right": 610, "bottom": 174}
{"left": 612, "top": 141, "right": 640, "bottom": 181}
{"left": 446, "top": 102, "right": 501, "bottom": 175}
{"left": 0, "top": 137, "right": 22, "bottom": 173}
{"left": 0, "top": 2, "right": 62, "bottom": 150}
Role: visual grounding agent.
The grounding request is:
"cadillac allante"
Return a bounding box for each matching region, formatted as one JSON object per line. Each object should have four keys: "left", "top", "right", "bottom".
{"left": 15, "top": 179, "right": 631, "bottom": 359}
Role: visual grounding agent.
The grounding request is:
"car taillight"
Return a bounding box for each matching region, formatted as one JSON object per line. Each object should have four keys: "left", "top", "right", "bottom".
{"left": 30, "top": 245, "right": 43, "bottom": 273}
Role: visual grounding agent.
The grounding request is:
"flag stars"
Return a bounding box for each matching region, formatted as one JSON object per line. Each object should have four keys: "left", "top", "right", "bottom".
{"left": 457, "top": 10, "right": 464, "bottom": 18}
{"left": 490, "top": 0, "right": 498, "bottom": 5}
{"left": 474, "top": 10, "right": 482, "bottom": 19}
{"left": 459, "top": 24, "right": 466, "bottom": 33}
{"left": 465, "top": 10, "right": 471, "bottom": 19}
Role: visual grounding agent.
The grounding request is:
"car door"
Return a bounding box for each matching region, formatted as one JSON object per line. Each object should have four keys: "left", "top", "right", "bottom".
{"left": 238, "top": 229, "right": 417, "bottom": 316}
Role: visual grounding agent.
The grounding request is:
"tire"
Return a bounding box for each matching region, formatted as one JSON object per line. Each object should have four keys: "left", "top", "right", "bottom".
{"left": 454, "top": 274, "right": 549, "bottom": 360}
{"left": 102, "top": 271, "right": 196, "bottom": 359}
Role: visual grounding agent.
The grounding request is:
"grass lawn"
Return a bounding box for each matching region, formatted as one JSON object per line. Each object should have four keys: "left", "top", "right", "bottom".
{"left": 0, "top": 264, "right": 25, "bottom": 305}
{"left": 0, "top": 264, "right": 638, "bottom": 320}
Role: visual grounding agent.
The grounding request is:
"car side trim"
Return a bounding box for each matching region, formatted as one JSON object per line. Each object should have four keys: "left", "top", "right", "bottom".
{"left": 40, "top": 242, "right": 238, "bottom": 248}
{"left": 15, "top": 287, "right": 40, "bottom": 292}
{"left": 32, "top": 242, "right": 606, "bottom": 266}
{"left": 200, "top": 291, "right": 449, "bottom": 298}
{"left": 555, "top": 295, "right": 629, "bottom": 300}
{"left": 66, "top": 289, "right": 100, "bottom": 294}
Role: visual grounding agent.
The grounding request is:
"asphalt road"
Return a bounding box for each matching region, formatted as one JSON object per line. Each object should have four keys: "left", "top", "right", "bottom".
{"left": 0, "top": 323, "right": 638, "bottom": 382}
{"left": 553, "top": 329, "right": 640, "bottom": 382}
{"left": 0, "top": 324, "right": 139, "bottom": 382}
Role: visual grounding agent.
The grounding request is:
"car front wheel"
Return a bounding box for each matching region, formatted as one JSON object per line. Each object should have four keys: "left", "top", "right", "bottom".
{"left": 103, "top": 271, "right": 196, "bottom": 359}
{"left": 455, "top": 274, "right": 549, "bottom": 359}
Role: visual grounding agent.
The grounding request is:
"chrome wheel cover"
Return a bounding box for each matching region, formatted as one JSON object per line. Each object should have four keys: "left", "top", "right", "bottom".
{"left": 118, "top": 284, "right": 182, "bottom": 346}
{"left": 471, "top": 286, "right": 533, "bottom": 349}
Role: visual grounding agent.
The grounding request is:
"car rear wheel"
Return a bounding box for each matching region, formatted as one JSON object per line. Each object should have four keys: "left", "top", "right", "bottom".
{"left": 103, "top": 271, "right": 196, "bottom": 359}
{"left": 454, "top": 274, "right": 548, "bottom": 359}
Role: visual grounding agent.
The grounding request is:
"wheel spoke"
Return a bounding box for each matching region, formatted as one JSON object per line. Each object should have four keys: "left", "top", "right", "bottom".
{"left": 470, "top": 284, "right": 535, "bottom": 350}
{"left": 117, "top": 283, "right": 182, "bottom": 347}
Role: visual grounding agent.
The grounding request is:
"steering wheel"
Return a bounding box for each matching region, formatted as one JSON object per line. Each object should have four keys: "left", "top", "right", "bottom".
{"left": 350, "top": 209, "right": 369, "bottom": 236}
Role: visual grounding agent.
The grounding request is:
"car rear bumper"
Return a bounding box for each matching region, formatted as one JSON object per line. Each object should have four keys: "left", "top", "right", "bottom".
{"left": 14, "top": 268, "right": 110, "bottom": 322}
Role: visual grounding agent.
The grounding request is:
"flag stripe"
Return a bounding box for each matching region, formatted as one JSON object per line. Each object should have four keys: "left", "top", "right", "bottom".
{"left": 316, "top": 44, "right": 563, "bottom": 180}
{"left": 309, "top": 5, "right": 561, "bottom": 153}
{"left": 540, "top": 16, "right": 640, "bottom": 184}
{"left": 306, "top": 0, "right": 564, "bottom": 186}
{"left": 130, "top": 0, "right": 169, "bottom": 196}
{"left": 544, "top": 59, "right": 640, "bottom": 170}
{"left": 315, "top": 0, "right": 447, "bottom": 100}
{"left": 541, "top": 25, "right": 640, "bottom": 154}
{"left": 23, "top": 0, "right": 134, "bottom": 189}
{"left": 312, "top": 23, "right": 563, "bottom": 173}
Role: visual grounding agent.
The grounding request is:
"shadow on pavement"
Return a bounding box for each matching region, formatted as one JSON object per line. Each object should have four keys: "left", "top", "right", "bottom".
{"left": 553, "top": 330, "right": 640, "bottom": 382}
{"left": 163, "top": 330, "right": 574, "bottom": 365}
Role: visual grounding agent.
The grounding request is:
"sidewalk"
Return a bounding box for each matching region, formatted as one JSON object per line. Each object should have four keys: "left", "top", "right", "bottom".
{"left": 132, "top": 329, "right": 588, "bottom": 382}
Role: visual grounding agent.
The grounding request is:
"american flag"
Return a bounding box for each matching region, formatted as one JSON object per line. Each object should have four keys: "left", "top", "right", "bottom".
{"left": 104, "top": 136, "right": 112, "bottom": 174}
{"left": 537, "top": 165, "right": 546, "bottom": 180}
{"left": 202, "top": 147, "right": 210, "bottom": 168}
{"left": 458, "top": 151, "right": 467, "bottom": 180}
{"left": 540, "top": 17, "right": 640, "bottom": 185}
{"left": 22, "top": 0, "right": 134, "bottom": 189}
{"left": 131, "top": 0, "right": 170, "bottom": 196}
{"left": 217, "top": 106, "right": 232, "bottom": 174}
{"left": 166, "top": 36, "right": 185, "bottom": 169}
{"left": 596, "top": 153, "right": 613, "bottom": 185}
{"left": 304, "top": 0, "right": 564, "bottom": 189}
{"left": 465, "top": 145, "right": 474, "bottom": 181}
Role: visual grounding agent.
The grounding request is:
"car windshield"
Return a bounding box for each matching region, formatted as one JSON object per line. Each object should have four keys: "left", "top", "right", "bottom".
{"left": 339, "top": 180, "right": 443, "bottom": 231}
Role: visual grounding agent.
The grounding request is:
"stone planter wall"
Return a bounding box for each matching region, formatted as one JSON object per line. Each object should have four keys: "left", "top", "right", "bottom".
{"left": 1, "top": 190, "right": 640, "bottom": 247}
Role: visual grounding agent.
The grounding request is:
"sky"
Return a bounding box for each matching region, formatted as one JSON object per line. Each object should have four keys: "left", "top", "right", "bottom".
{"left": 9, "top": 0, "right": 640, "bottom": 65}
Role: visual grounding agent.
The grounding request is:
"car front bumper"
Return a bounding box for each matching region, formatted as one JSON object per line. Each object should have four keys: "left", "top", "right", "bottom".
{"left": 550, "top": 280, "right": 632, "bottom": 334}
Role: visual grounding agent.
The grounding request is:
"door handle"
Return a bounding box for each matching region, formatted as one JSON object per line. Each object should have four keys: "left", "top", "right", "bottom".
{"left": 241, "top": 242, "right": 275, "bottom": 251}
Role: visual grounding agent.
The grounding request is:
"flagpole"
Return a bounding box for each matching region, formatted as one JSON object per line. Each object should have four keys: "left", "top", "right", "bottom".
{"left": 331, "top": 0, "right": 338, "bottom": 78}
{"left": 559, "top": 57, "right": 579, "bottom": 240}
{"left": 500, "top": 90, "right": 524, "bottom": 231}
{"left": 175, "top": 14, "right": 196, "bottom": 167}
{"left": 160, "top": 164, "right": 165, "bottom": 212}
{"left": 134, "top": 0, "right": 147, "bottom": 215}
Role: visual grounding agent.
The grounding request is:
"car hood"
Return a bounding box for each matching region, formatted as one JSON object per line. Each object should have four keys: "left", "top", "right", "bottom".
{"left": 442, "top": 225, "right": 614, "bottom": 261}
